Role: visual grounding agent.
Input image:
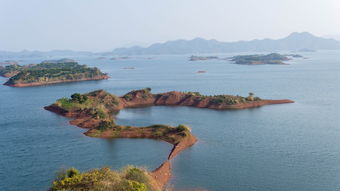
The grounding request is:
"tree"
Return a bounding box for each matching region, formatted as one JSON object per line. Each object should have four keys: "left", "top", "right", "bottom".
{"left": 71, "top": 93, "right": 80, "bottom": 100}
{"left": 246, "top": 92, "right": 255, "bottom": 101}
{"left": 71, "top": 93, "right": 88, "bottom": 103}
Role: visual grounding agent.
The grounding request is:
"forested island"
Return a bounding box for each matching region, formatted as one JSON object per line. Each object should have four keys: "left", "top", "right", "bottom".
{"left": 0, "top": 59, "right": 108, "bottom": 87}
{"left": 230, "top": 53, "right": 297, "bottom": 65}
{"left": 188, "top": 53, "right": 303, "bottom": 64}
{"left": 44, "top": 88, "right": 293, "bottom": 190}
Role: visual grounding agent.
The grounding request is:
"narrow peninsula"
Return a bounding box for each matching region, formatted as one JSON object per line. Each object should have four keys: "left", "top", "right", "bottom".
{"left": 44, "top": 88, "right": 293, "bottom": 190}
{"left": 0, "top": 59, "right": 108, "bottom": 87}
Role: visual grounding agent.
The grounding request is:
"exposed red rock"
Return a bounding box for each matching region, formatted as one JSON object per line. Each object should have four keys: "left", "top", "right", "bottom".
{"left": 168, "top": 134, "right": 197, "bottom": 160}
{"left": 69, "top": 117, "right": 102, "bottom": 129}
{"left": 151, "top": 161, "right": 172, "bottom": 189}
{"left": 148, "top": 133, "right": 197, "bottom": 189}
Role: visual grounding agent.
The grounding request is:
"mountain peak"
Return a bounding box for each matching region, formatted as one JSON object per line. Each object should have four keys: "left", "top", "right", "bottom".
{"left": 191, "top": 37, "right": 207, "bottom": 41}
{"left": 285, "top": 32, "right": 316, "bottom": 39}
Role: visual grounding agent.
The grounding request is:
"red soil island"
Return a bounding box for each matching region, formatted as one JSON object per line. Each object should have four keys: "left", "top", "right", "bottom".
{"left": 44, "top": 88, "right": 293, "bottom": 190}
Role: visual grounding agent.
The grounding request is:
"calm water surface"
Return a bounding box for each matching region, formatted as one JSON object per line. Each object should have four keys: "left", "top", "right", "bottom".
{"left": 1, "top": 51, "right": 340, "bottom": 191}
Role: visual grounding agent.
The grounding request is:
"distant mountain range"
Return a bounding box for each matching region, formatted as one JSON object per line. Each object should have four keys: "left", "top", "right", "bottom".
{"left": 324, "top": 34, "right": 340, "bottom": 41}
{"left": 1, "top": 32, "right": 340, "bottom": 58}
{"left": 111, "top": 32, "right": 340, "bottom": 55}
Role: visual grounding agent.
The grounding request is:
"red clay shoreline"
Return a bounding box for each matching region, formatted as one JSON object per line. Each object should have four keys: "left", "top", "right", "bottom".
{"left": 4, "top": 75, "right": 109, "bottom": 87}
{"left": 44, "top": 89, "right": 294, "bottom": 190}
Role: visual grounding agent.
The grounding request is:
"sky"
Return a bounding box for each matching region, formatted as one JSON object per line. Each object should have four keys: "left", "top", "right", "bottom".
{"left": 1, "top": 0, "right": 340, "bottom": 52}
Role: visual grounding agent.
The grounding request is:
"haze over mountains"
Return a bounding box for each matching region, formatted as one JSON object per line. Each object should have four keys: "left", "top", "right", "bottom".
{"left": 1, "top": 32, "right": 340, "bottom": 58}
{"left": 112, "top": 32, "right": 340, "bottom": 55}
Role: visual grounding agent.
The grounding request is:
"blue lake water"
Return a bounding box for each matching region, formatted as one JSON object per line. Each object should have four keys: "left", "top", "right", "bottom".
{"left": 1, "top": 51, "right": 340, "bottom": 190}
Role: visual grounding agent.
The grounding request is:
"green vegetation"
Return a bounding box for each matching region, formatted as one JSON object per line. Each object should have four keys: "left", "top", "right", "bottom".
{"left": 55, "top": 90, "right": 119, "bottom": 120}
{"left": 50, "top": 166, "right": 159, "bottom": 191}
{"left": 123, "top": 88, "right": 153, "bottom": 101}
{"left": 3, "top": 59, "right": 108, "bottom": 85}
{"left": 0, "top": 64, "right": 25, "bottom": 77}
{"left": 181, "top": 91, "right": 261, "bottom": 105}
{"left": 176, "top": 124, "right": 190, "bottom": 132}
{"left": 71, "top": 93, "right": 88, "bottom": 104}
{"left": 142, "top": 87, "right": 152, "bottom": 94}
{"left": 91, "top": 123, "right": 192, "bottom": 144}
{"left": 186, "top": 91, "right": 203, "bottom": 97}
{"left": 231, "top": 53, "right": 289, "bottom": 65}
{"left": 56, "top": 96, "right": 93, "bottom": 111}
{"left": 123, "top": 93, "right": 133, "bottom": 101}
{"left": 97, "top": 120, "right": 116, "bottom": 131}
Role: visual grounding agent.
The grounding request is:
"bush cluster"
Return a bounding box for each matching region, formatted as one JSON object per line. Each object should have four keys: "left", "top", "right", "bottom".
{"left": 71, "top": 93, "right": 88, "bottom": 104}
{"left": 50, "top": 166, "right": 153, "bottom": 191}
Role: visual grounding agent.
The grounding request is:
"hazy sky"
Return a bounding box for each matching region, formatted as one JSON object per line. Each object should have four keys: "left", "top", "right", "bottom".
{"left": 1, "top": 0, "right": 340, "bottom": 51}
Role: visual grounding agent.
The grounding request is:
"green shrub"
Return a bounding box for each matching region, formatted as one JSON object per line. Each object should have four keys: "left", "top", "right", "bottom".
{"left": 176, "top": 124, "right": 189, "bottom": 132}
{"left": 153, "top": 130, "right": 164, "bottom": 138}
{"left": 123, "top": 94, "right": 133, "bottom": 101}
{"left": 116, "top": 180, "right": 147, "bottom": 191}
{"left": 187, "top": 91, "right": 202, "bottom": 97}
{"left": 56, "top": 98, "right": 74, "bottom": 110}
{"left": 142, "top": 87, "right": 151, "bottom": 93}
{"left": 124, "top": 167, "right": 148, "bottom": 183}
{"left": 126, "top": 180, "right": 147, "bottom": 191}
{"left": 71, "top": 93, "right": 88, "bottom": 104}
{"left": 98, "top": 120, "right": 115, "bottom": 131}
{"left": 209, "top": 98, "right": 224, "bottom": 105}
{"left": 254, "top": 96, "right": 261, "bottom": 101}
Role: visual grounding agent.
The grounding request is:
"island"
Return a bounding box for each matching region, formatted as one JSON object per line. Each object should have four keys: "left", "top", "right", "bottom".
{"left": 285, "top": 54, "right": 303, "bottom": 58}
{"left": 196, "top": 70, "right": 207, "bottom": 73}
{"left": 189, "top": 55, "right": 219, "bottom": 61}
{"left": 110, "top": 56, "right": 130, "bottom": 60}
{"left": 122, "top": 67, "right": 136, "bottom": 70}
{"left": 298, "top": 48, "right": 316, "bottom": 52}
{"left": 230, "top": 53, "right": 292, "bottom": 65}
{"left": 0, "top": 59, "right": 109, "bottom": 87}
{"left": 44, "top": 88, "right": 293, "bottom": 190}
